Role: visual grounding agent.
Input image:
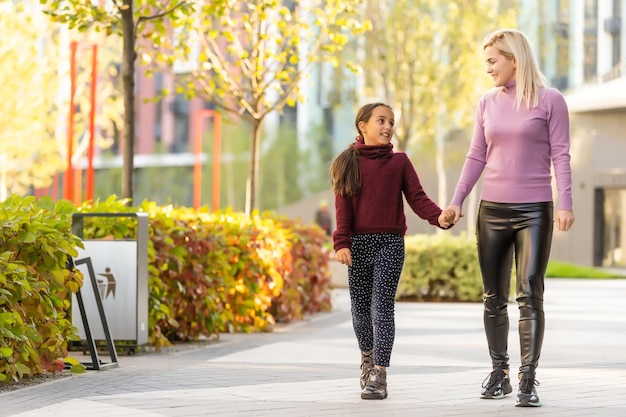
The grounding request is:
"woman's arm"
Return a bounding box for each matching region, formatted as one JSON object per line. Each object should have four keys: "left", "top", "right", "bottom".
{"left": 450, "top": 99, "right": 488, "bottom": 209}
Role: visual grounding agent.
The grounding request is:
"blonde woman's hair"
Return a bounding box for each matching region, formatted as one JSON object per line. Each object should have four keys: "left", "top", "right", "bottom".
{"left": 483, "top": 28, "right": 546, "bottom": 110}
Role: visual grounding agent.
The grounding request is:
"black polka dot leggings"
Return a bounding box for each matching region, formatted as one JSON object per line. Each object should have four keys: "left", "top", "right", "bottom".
{"left": 348, "top": 233, "right": 405, "bottom": 367}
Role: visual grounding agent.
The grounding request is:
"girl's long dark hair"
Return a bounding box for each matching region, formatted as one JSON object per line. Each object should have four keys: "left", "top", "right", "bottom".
{"left": 329, "top": 102, "right": 392, "bottom": 197}
{"left": 329, "top": 144, "right": 360, "bottom": 196}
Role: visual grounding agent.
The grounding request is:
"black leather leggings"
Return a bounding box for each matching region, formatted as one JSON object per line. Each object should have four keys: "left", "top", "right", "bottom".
{"left": 476, "top": 201, "right": 554, "bottom": 375}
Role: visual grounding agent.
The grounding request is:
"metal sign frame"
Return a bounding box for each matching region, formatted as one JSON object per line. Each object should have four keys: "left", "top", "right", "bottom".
{"left": 69, "top": 256, "right": 118, "bottom": 370}
{"left": 71, "top": 212, "right": 149, "bottom": 357}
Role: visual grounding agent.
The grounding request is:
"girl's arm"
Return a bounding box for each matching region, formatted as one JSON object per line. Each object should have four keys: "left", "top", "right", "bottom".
{"left": 401, "top": 155, "right": 445, "bottom": 228}
{"left": 333, "top": 194, "right": 353, "bottom": 251}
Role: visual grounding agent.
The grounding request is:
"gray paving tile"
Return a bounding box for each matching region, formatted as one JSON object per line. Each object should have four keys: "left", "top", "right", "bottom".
{"left": 0, "top": 278, "right": 624, "bottom": 417}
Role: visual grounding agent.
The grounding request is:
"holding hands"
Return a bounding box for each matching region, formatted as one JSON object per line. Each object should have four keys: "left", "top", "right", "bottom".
{"left": 337, "top": 205, "right": 468, "bottom": 266}
{"left": 438, "top": 206, "right": 574, "bottom": 231}
{"left": 438, "top": 205, "right": 464, "bottom": 228}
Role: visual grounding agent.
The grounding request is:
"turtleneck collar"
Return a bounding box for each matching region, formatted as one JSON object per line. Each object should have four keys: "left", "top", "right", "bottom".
{"left": 502, "top": 79, "right": 516, "bottom": 94}
{"left": 355, "top": 141, "right": 394, "bottom": 159}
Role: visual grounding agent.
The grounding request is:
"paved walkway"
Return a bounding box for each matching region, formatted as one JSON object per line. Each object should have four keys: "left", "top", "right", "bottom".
{"left": 1, "top": 278, "right": 625, "bottom": 417}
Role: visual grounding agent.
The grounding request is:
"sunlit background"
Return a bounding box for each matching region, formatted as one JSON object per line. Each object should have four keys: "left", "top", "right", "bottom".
{"left": 0, "top": 0, "right": 624, "bottom": 268}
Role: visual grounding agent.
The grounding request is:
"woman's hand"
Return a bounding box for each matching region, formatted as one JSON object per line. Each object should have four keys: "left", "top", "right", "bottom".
{"left": 336, "top": 248, "right": 353, "bottom": 267}
{"left": 444, "top": 204, "right": 464, "bottom": 225}
{"left": 438, "top": 208, "right": 457, "bottom": 228}
{"left": 556, "top": 210, "right": 575, "bottom": 231}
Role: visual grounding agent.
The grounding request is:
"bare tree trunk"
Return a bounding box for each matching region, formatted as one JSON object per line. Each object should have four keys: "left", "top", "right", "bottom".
{"left": 435, "top": 106, "right": 448, "bottom": 233}
{"left": 121, "top": 0, "right": 136, "bottom": 203}
{"left": 435, "top": 140, "right": 447, "bottom": 202}
{"left": 277, "top": 154, "right": 284, "bottom": 208}
{"left": 245, "top": 118, "right": 263, "bottom": 215}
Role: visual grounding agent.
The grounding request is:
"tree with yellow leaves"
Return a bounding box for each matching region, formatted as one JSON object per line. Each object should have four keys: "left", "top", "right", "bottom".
{"left": 0, "top": 3, "right": 64, "bottom": 200}
{"left": 361, "top": 0, "right": 517, "bottom": 223}
{"left": 156, "top": 0, "right": 371, "bottom": 215}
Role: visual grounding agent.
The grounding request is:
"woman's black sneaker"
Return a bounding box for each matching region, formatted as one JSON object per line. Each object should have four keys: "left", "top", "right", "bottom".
{"left": 515, "top": 373, "right": 541, "bottom": 407}
{"left": 480, "top": 369, "right": 512, "bottom": 399}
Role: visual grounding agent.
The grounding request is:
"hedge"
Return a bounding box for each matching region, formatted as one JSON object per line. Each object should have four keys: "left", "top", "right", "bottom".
{"left": 1, "top": 195, "right": 333, "bottom": 382}
{"left": 397, "top": 232, "right": 483, "bottom": 302}
{"left": 0, "top": 196, "right": 85, "bottom": 382}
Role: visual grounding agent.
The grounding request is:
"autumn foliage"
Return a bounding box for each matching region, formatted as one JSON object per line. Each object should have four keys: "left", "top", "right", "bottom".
{"left": 76, "top": 197, "right": 333, "bottom": 347}
{"left": 1, "top": 195, "right": 333, "bottom": 382}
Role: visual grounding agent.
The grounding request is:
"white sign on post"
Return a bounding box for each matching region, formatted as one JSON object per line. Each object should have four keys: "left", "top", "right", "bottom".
{"left": 72, "top": 240, "right": 138, "bottom": 341}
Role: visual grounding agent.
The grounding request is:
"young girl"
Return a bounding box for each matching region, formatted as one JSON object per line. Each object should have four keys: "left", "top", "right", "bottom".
{"left": 330, "top": 102, "right": 453, "bottom": 400}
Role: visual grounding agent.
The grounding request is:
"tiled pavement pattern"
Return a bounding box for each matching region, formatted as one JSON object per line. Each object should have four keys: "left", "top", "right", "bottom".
{"left": 1, "top": 278, "right": 625, "bottom": 417}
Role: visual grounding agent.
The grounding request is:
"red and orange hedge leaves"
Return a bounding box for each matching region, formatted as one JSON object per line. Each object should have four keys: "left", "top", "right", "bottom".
{"left": 77, "top": 197, "right": 333, "bottom": 347}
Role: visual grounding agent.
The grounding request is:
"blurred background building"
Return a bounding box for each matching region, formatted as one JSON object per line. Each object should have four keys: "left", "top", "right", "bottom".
{"left": 23, "top": 0, "right": 623, "bottom": 268}
{"left": 516, "top": 0, "right": 625, "bottom": 268}
{"left": 282, "top": 0, "right": 626, "bottom": 268}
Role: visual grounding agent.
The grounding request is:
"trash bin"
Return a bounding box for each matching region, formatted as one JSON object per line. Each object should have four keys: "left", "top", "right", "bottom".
{"left": 71, "top": 213, "right": 149, "bottom": 354}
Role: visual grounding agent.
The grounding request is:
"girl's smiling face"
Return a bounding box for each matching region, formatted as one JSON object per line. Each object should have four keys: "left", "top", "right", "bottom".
{"left": 359, "top": 106, "right": 395, "bottom": 146}
{"left": 484, "top": 45, "right": 517, "bottom": 87}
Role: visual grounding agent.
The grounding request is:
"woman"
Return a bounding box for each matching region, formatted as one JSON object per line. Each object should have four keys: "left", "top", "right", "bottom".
{"left": 446, "top": 29, "right": 575, "bottom": 407}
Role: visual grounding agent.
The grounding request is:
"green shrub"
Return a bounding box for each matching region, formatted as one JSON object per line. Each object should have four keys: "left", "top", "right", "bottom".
{"left": 0, "top": 196, "right": 85, "bottom": 383}
{"left": 397, "top": 233, "right": 482, "bottom": 302}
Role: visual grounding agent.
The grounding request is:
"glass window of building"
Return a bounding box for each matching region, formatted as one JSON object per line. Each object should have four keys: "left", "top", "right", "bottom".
{"left": 584, "top": 0, "right": 598, "bottom": 81}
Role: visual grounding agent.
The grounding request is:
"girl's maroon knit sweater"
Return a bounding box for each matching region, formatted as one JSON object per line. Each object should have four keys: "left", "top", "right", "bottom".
{"left": 333, "top": 142, "right": 444, "bottom": 252}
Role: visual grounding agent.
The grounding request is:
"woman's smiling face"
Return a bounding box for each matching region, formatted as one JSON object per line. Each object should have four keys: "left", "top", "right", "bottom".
{"left": 484, "top": 45, "right": 517, "bottom": 87}
{"left": 359, "top": 106, "right": 395, "bottom": 146}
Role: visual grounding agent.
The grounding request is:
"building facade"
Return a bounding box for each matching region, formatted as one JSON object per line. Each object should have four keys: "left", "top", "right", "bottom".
{"left": 519, "top": 0, "right": 626, "bottom": 267}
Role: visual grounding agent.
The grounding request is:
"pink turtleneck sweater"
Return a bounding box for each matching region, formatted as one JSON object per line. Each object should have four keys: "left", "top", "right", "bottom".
{"left": 451, "top": 80, "right": 573, "bottom": 211}
{"left": 333, "top": 142, "right": 444, "bottom": 252}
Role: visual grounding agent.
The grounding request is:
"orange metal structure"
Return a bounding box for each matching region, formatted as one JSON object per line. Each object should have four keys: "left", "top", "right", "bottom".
{"left": 64, "top": 41, "right": 97, "bottom": 205}
{"left": 192, "top": 110, "right": 222, "bottom": 210}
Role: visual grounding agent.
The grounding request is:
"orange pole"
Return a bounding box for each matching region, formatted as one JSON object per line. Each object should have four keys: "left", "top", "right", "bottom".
{"left": 86, "top": 44, "right": 98, "bottom": 202}
{"left": 52, "top": 173, "right": 58, "bottom": 200}
{"left": 192, "top": 109, "right": 204, "bottom": 209}
{"left": 64, "top": 41, "right": 78, "bottom": 202}
{"left": 193, "top": 109, "right": 222, "bottom": 210}
{"left": 212, "top": 113, "right": 221, "bottom": 211}
{"left": 74, "top": 166, "right": 82, "bottom": 204}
